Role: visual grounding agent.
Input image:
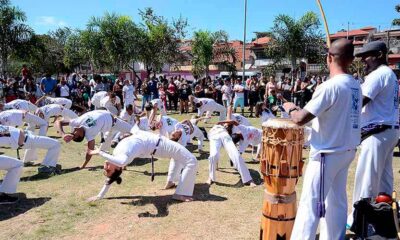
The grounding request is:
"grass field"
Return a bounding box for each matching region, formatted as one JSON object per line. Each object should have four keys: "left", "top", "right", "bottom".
{"left": 0, "top": 112, "right": 399, "bottom": 240}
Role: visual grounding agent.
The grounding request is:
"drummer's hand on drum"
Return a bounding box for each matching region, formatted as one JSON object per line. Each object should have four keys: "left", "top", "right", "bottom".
{"left": 282, "top": 102, "right": 298, "bottom": 114}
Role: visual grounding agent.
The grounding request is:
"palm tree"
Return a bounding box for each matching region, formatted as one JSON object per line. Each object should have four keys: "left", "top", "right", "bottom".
{"left": 0, "top": 0, "right": 33, "bottom": 77}
{"left": 264, "top": 12, "right": 323, "bottom": 82}
{"left": 393, "top": 4, "right": 400, "bottom": 26}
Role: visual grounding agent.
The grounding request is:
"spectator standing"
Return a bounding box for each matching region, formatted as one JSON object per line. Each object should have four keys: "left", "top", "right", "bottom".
{"left": 122, "top": 79, "right": 135, "bottom": 109}
{"left": 23, "top": 77, "right": 37, "bottom": 103}
{"left": 141, "top": 79, "right": 151, "bottom": 111}
{"left": 232, "top": 78, "right": 245, "bottom": 115}
{"left": 248, "top": 76, "right": 259, "bottom": 117}
{"left": 113, "top": 76, "right": 124, "bottom": 104}
{"left": 148, "top": 77, "right": 159, "bottom": 100}
{"left": 167, "top": 78, "right": 178, "bottom": 112}
{"left": 59, "top": 77, "right": 70, "bottom": 98}
{"left": 221, "top": 78, "right": 232, "bottom": 108}
{"left": 265, "top": 76, "right": 277, "bottom": 97}
{"left": 281, "top": 77, "right": 293, "bottom": 102}
{"left": 40, "top": 74, "right": 57, "bottom": 96}
{"left": 178, "top": 81, "right": 192, "bottom": 114}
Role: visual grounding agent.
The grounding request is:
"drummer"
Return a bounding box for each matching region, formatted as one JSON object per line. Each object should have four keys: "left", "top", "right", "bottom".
{"left": 283, "top": 39, "right": 361, "bottom": 239}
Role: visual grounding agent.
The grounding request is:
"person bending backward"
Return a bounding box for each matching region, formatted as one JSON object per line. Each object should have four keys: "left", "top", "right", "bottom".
{"left": 145, "top": 98, "right": 167, "bottom": 116}
{"left": 149, "top": 114, "right": 179, "bottom": 138}
{"left": 0, "top": 125, "right": 61, "bottom": 175}
{"left": 55, "top": 110, "right": 132, "bottom": 168}
{"left": 1, "top": 99, "right": 38, "bottom": 113}
{"left": 282, "top": 39, "right": 362, "bottom": 240}
{"left": 0, "top": 109, "right": 48, "bottom": 136}
{"left": 86, "top": 127, "right": 198, "bottom": 202}
{"left": 347, "top": 41, "right": 400, "bottom": 227}
{"left": 206, "top": 122, "right": 256, "bottom": 187}
{"left": 0, "top": 154, "right": 23, "bottom": 204}
{"left": 112, "top": 104, "right": 145, "bottom": 145}
{"left": 99, "top": 92, "right": 122, "bottom": 115}
{"left": 231, "top": 113, "right": 252, "bottom": 126}
{"left": 90, "top": 91, "right": 108, "bottom": 109}
{"left": 35, "top": 104, "right": 78, "bottom": 124}
{"left": 190, "top": 96, "right": 226, "bottom": 123}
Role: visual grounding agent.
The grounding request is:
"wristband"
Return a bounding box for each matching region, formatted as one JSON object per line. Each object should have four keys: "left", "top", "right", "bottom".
{"left": 288, "top": 107, "right": 299, "bottom": 114}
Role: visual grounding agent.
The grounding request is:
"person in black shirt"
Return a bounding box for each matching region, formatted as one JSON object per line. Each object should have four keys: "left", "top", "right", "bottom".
{"left": 178, "top": 82, "right": 192, "bottom": 114}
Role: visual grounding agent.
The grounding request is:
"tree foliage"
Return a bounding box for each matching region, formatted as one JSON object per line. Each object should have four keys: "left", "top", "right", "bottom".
{"left": 393, "top": 4, "right": 400, "bottom": 26}
{"left": 0, "top": 0, "right": 33, "bottom": 77}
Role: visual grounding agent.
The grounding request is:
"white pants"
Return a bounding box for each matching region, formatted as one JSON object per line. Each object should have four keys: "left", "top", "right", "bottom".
{"left": 190, "top": 125, "right": 205, "bottom": 150}
{"left": 348, "top": 128, "right": 399, "bottom": 226}
{"left": 200, "top": 103, "right": 227, "bottom": 123}
{"left": 291, "top": 150, "right": 355, "bottom": 240}
{"left": 23, "top": 133, "right": 61, "bottom": 167}
{"left": 100, "top": 119, "right": 132, "bottom": 151}
{"left": 208, "top": 132, "right": 252, "bottom": 183}
{"left": 157, "top": 138, "right": 198, "bottom": 196}
{"left": 25, "top": 112, "right": 48, "bottom": 136}
{"left": 0, "top": 155, "right": 23, "bottom": 193}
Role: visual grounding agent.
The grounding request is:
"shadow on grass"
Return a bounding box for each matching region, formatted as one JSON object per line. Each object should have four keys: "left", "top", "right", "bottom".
{"left": 196, "top": 151, "right": 209, "bottom": 161}
{"left": 20, "top": 166, "right": 84, "bottom": 182}
{"left": 245, "top": 160, "right": 260, "bottom": 165}
{"left": 249, "top": 169, "right": 263, "bottom": 185}
{"left": 215, "top": 179, "right": 244, "bottom": 188}
{"left": 0, "top": 195, "right": 51, "bottom": 221}
{"left": 128, "top": 169, "right": 168, "bottom": 177}
{"left": 316, "top": 233, "right": 356, "bottom": 240}
{"left": 217, "top": 168, "right": 240, "bottom": 175}
{"left": 107, "top": 183, "right": 227, "bottom": 218}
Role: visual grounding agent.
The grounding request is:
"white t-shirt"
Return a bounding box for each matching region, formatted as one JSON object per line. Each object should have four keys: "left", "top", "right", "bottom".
{"left": 59, "top": 85, "right": 70, "bottom": 97}
{"left": 231, "top": 113, "right": 251, "bottom": 126}
{"left": 232, "top": 124, "right": 262, "bottom": 144}
{"left": 37, "top": 104, "right": 64, "bottom": 121}
{"left": 0, "top": 110, "right": 25, "bottom": 127}
{"left": 138, "top": 117, "right": 149, "bottom": 131}
{"left": 100, "top": 96, "right": 121, "bottom": 109}
{"left": 151, "top": 99, "right": 164, "bottom": 110}
{"left": 69, "top": 110, "right": 113, "bottom": 141}
{"left": 0, "top": 125, "right": 22, "bottom": 149}
{"left": 159, "top": 116, "right": 179, "bottom": 137}
{"left": 304, "top": 74, "right": 361, "bottom": 155}
{"left": 47, "top": 97, "right": 72, "bottom": 108}
{"left": 361, "top": 65, "right": 399, "bottom": 127}
{"left": 91, "top": 91, "right": 108, "bottom": 108}
{"left": 123, "top": 84, "right": 135, "bottom": 103}
{"left": 119, "top": 109, "right": 135, "bottom": 125}
{"left": 175, "top": 122, "right": 191, "bottom": 146}
{"left": 4, "top": 99, "right": 37, "bottom": 112}
{"left": 208, "top": 125, "right": 229, "bottom": 140}
{"left": 221, "top": 85, "right": 232, "bottom": 101}
{"left": 233, "top": 84, "right": 245, "bottom": 99}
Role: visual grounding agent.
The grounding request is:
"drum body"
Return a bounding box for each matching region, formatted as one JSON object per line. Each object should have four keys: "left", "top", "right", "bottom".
{"left": 260, "top": 191, "right": 297, "bottom": 240}
{"left": 261, "top": 119, "right": 304, "bottom": 195}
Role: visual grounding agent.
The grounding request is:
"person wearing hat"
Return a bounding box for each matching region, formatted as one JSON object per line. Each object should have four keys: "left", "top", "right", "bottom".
{"left": 55, "top": 110, "right": 132, "bottom": 169}
{"left": 86, "top": 126, "right": 198, "bottom": 202}
{"left": 347, "top": 41, "right": 400, "bottom": 227}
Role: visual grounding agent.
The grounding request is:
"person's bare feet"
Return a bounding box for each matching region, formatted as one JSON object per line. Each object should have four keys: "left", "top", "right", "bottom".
{"left": 244, "top": 180, "right": 257, "bottom": 187}
{"left": 172, "top": 194, "right": 194, "bottom": 202}
{"left": 164, "top": 181, "right": 176, "bottom": 189}
{"left": 206, "top": 178, "right": 214, "bottom": 185}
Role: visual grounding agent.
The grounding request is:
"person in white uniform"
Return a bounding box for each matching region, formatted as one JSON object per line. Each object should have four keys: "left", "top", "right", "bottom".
{"left": 0, "top": 154, "right": 23, "bottom": 204}
{"left": 86, "top": 127, "right": 198, "bottom": 202}
{"left": 191, "top": 96, "right": 226, "bottom": 123}
{"left": 55, "top": 110, "right": 132, "bottom": 168}
{"left": 36, "top": 104, "right": 78, "bottom": 123}
{"left": 122, "top": 79, "right": 137, "bottom": 109}
{"left": 100, "top": 92, "right": 122, "bottom": 115}
{"left": 146, "top": 98, "right": 167, "bottom": 116}
{"left": 149, "top": 115, "right": 179, "bottom": 138}
{"left": 282, "top": 39, "right": 361, "bottom": 240}
{"left": 37, "top": 96, "right": 72, "bottom": 109}
{"left": 255, "top": 102, "right": 276, "bottom": 125}
{"left": 231, "top": 122, "right": 263, "bottom": 158}
{"left": 1, "top": 99, "right": 38, "bottom": 113}
{"left": 0, "top": 109, "right": 48, "bottom": 136}
{"left": 112, "top": 104, "right": 145, "bottom": 146}
{"left": 348, "top": 41, "right": 400, "bottom": 227}
{"left": 231, "top": 113, "right": 251, "bottom": 126}
{"left": 0, "top": 125, "right": 61, "bottom": 175}
{"left": 206, "top": 123, "right": 256, "bottom": 187}
{"left": 90, "top": 91, "right": 108, "bottom": 109}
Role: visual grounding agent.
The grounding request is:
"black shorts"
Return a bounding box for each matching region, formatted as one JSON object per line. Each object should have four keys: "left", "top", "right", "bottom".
{"left": 249, "top": 91, "right": 259, "bottom": 105}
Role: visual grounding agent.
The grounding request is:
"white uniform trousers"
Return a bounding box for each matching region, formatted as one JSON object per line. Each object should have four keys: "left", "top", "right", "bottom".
{"left": 157, "top": 138, "right": 198, "bottom": 196}
{"left": 190, "top": 125, "right": 205, "bottom": 150}
{"left": 25, "top": 112, "right": 48, "bottom": 136}
{"left": 0, "top": 155, "right": 23, "bottom": 193}
{"left": 348, "top": 128, "right": 400, "bottom": 226}
{"left": 100, "top": 119, "right": 133, "bottom": 151}
{"left": 200, "top": 103, "right": 226, "bottom": 123}
{"left": 23, "top": 133, "right": 61, "bottom": 167}
{"left": 291, "top": 150, "right": 355, "bottom": 240}
{"left": 208, "top": 132, "right": 252, "bottom": 183}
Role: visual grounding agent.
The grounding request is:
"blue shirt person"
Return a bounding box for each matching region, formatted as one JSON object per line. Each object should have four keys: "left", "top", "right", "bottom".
{"left": 40, "top": 74, "right": 57, "bottom": 95}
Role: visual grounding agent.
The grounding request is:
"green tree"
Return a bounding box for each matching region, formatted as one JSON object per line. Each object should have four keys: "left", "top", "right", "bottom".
{"left": 264, "top": 12, "right": 323, "bottom": 81}
{"left": 393, "top": 4, "right": 400, "bottom": 26}
{"left": 0, "top": 0, "right": 33, "bottom": 77}
{"left": 137, "top": 8, "right": 188, "bottom": 77}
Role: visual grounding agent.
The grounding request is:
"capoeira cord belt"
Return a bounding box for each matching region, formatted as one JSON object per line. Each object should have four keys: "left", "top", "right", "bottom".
{"left": 318, "top": 153, "right": 326, "bottom": 218}
{"left": 17, "top": 131, "right": 29, "bottom": 160}
{"left": 361, "top": 123, "right": 399, "bottom": 142}
{"left": 150, "top": 138, "right": 162, "bottom": 182}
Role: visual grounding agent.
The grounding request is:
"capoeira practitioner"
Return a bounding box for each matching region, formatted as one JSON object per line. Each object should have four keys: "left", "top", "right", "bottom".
{"left": 283, "top": 39, "right": 361, "bottom": 240}
{"left": 0, "top": 154, "right": 23, "bottom": 204}
{"left": 0, "top": 125, "right": 61, "bottom": 175}
{"left": 149, "top": 114, "right": 179, "bottom": 138}
{"left": 190, "top": 96, "right": 227, "bottom": 123}
{"left": 35, "top": 104, "right": 78, "bottom": 124}
{"left": 230, "top": 113, "right": 251, "bottom": 126}
{"left": 206, "top": 123, "right": 256, "bottom": 186}
{"left": 0, "top": 109, "right": 48, "bottom": 136}
{"left": 112, "top": 104, "right": 145, "bottom": 146}
{"left": 90, "top": 91, "right": 108, "bottom": 109}
{"left": 86, "top": 127, "right": 198, "bottom": 202}
{"left": 55, "top": 110, "right": 132, "bottom": 168}
{"left": 232, "top": 122, "right": 262, "bottom": 159}
{"left": 145, "top": 98, "right": 167, "bottom": 116}
{"left": 36, "top": 96, "right": 72, "bottom": 109}
{"left": 255, "top": 102, "right": 276, "bottom": 124}
{"left": 99, "top": 92, "right": 122, "bottom": 115}
{"left": 348, "top": 41, "right": 400, "bottom": 227}
{"left": 1, "top": 99, "right": 38, "bottom": 113}
{"left": 171, "top": 119, "right": 205, "bottom": 151}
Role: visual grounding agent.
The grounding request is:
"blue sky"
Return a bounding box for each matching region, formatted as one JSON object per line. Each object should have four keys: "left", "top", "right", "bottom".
{"left": 13, "top": 0, "right": 400, "bottom": 41}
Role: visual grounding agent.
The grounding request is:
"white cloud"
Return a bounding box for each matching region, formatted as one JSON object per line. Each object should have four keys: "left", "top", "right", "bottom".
{"left": 36, "top": 16, "right": 67, "bottom": 28}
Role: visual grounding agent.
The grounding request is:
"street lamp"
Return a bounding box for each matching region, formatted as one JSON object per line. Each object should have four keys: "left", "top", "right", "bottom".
{"left": 242, "top": 0, "right": 247, "bottom": 83}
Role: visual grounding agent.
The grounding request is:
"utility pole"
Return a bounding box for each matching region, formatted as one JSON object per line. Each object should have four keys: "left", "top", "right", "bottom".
{"left": 242, "top": 0, "right": 247, "bottom": 83}
{"left": 347, "top": 21, "right": 350, "bottom": 39}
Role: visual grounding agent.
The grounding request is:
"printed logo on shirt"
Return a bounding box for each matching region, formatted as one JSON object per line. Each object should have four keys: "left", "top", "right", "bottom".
{"left": 85, "top": 117, "right": 97, "bottom": 127}
{"left": 182, "top": 124, "right": 191, "bottom": 135}
{"left": 14, "top": 104, "right": 20, "bottom": 109}
{"left": 166, "top": 118, "right": 172, "bottom": 126}
{"left": 350, "top": 88, "right": 360, "bottom": 129}
{"left": 235, "top": 115, "right": 241, "bottom": 123}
